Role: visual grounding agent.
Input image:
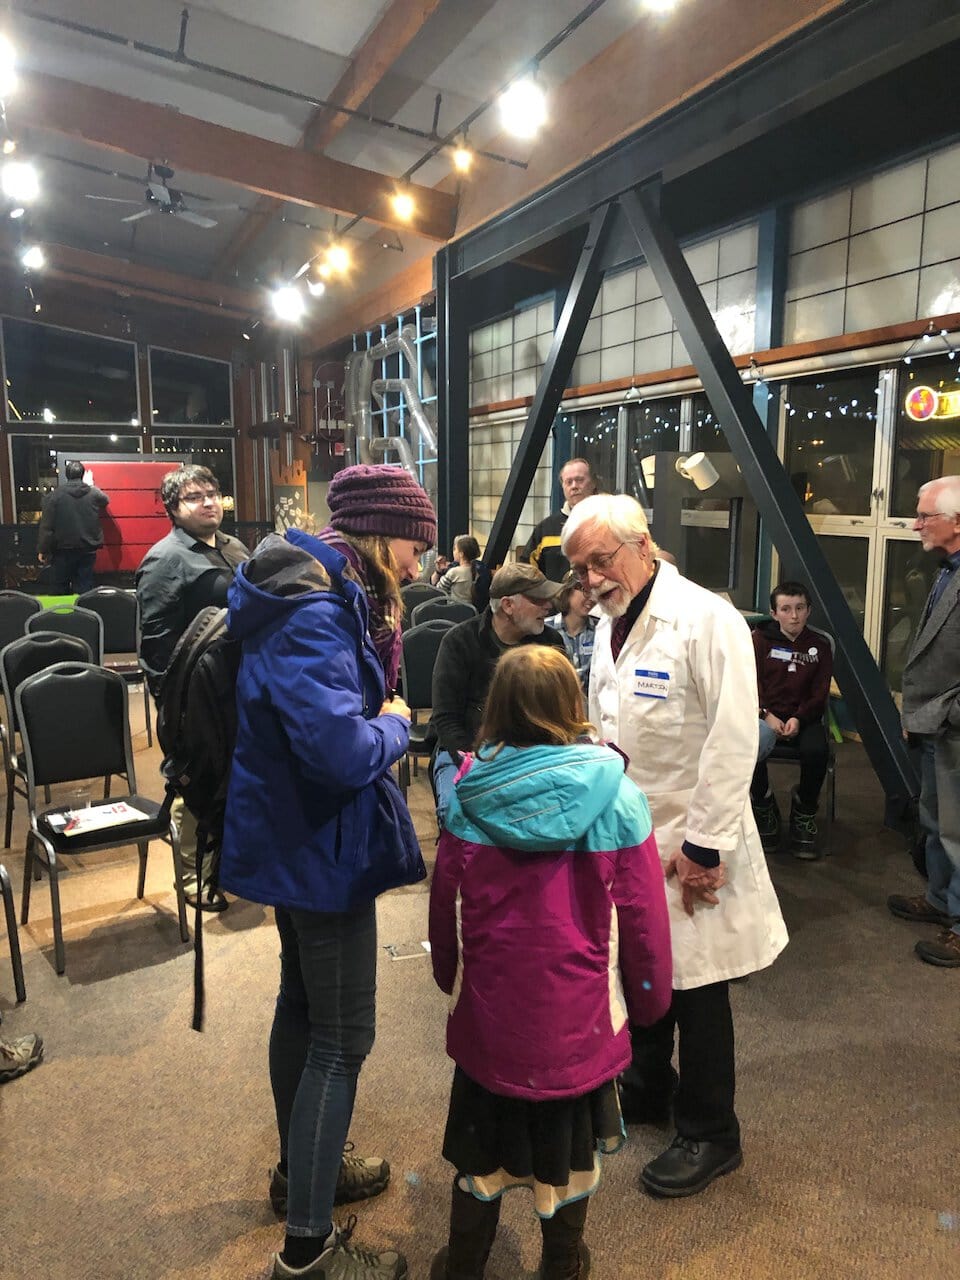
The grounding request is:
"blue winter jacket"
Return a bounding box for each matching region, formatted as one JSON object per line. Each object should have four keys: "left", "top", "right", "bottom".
{"left": 219, "top": 529, "right": 424, "bottom": 913}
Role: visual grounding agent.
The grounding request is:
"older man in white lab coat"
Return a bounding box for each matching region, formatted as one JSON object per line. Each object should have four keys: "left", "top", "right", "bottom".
{"left": 563, "top": 494, "right": 788, "bottom": 1198}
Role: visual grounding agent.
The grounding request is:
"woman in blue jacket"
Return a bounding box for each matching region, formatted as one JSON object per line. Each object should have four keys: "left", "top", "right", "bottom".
{"left": 220, "top": 464, "right": 436, "bottom": 1280}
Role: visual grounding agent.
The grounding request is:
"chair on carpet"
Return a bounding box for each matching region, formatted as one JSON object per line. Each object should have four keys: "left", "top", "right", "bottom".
{"left": 76, "top": 588, "right": 153, "bottom": 746}
{"left": 1, "top": 632, "right": 94, "bottom": 849}
{"left": 397, "top": 618, "right": 455, "bottom": 796}
{"left": 26, "top": 605, "right": 104, "bottom": 665}
{"left": 0, "top": 591, "right": 42, "bottom": 650}
{"left": 410, "top": 598, "right": 476, "bottom": 628}
{"left": 16, "top": 662, "right": 189, "bottom": 975}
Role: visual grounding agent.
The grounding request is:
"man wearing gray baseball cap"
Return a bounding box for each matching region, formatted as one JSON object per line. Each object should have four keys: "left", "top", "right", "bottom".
{"left": 429, "top": 562, "right": 568, "bottom": 823}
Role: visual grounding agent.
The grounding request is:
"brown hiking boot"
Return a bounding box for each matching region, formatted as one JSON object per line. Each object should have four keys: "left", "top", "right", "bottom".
{"left": 915, "top": 929, "right": 960, "bottom": 967}
{"left": 887, "top": 894, "right": 950, "bottom": 926}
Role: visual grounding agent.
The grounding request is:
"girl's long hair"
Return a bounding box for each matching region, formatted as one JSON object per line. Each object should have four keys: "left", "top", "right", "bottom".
{"left": 342, "top": 533, "right": 403, "bottom": 627}
{"left": 477, "top": 646, "right": 592, "bottom": 752}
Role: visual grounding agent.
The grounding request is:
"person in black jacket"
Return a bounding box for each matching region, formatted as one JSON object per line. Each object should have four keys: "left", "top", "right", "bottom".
{"left": 37, "top": 460, "right": 109, "bottom": 593}
{"left": 430, "top": 562, "right": 567, "bottom": 824}
{"left": 518, "top": 458, "right": 598, "bottom": 581}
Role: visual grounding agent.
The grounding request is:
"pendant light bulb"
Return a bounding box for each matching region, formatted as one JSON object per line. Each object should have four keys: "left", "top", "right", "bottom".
{"left": 452, "top": 138, "right": 473, "bottom": 174}
{"left": 391, "top": 188, "right": 415, "bottom": 221}
{"left": 498, "top": 76, "right": 547, "bottom": 140}
{"left": 271, "top": 284, "right": 306, "bottom": 324}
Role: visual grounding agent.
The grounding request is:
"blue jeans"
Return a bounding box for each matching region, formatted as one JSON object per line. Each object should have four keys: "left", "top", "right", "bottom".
{"left": 433, "top": 749, "right": 458, "bottom": 826}
{"left": 757, "top": 720, "right": 778, "bottom": 764}
{"left": 918, "top": 734, "right": 960, "bottom": 936}
{"left": 270, "top": 903, "right": 378, "bottom": 1237}
{"left": 51, "top": 548, "right": 97, "bottom": 594}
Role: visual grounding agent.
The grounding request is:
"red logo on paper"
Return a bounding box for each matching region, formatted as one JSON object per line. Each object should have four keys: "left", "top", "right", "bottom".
{"left": 905, "top": 386, "right": 937, "bottom": 421}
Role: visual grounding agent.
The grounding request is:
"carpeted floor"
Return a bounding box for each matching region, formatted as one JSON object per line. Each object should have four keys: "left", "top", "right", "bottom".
{"left": 0, "top": 704, "right": 956, "bottom": 1280}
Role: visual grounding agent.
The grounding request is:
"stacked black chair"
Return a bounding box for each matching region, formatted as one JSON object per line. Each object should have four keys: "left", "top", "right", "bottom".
{"left": 26, "top": 605, "right": 104, "bottom": 665}
{"left": 77, "top": 588, "right": 153, "bottom": 746}
{"left": 1, "top": 633, "right": 93, "bottom": 849}
{"left": 16, "top": 662, "right": 189, "bottom": 975}
{"left": 397, "top": 618, "right": 455, "bottom": 795}
{"left": 410, "top": 598, "right": 476, "bottom": 628}
{"left": 0, "top": 590, "right": 42, "bottom": 650}
{"left": 400, "top": 582, "right": 444, "bottom": 631}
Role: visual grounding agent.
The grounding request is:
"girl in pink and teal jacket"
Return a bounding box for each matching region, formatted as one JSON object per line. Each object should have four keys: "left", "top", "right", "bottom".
{"left": 429, "top": 645, "right": 672, "bottom": 1280}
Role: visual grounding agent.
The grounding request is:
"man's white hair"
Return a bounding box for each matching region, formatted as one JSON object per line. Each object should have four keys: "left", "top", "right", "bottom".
{"left": 561, "top": 493, "right": 659, "bottom": 555}
{"left": 920, "top": 475, "right": 960, "bottom": 519}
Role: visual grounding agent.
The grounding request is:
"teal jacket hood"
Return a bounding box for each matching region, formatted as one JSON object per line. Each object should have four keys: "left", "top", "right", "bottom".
{"left": 448, "top": 742, "right": 636, "bottom": 851}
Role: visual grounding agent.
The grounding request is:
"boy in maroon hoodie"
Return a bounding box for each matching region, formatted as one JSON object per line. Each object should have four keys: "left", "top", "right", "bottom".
{"left": 751, "top": 581, "right": 833, "bottom": 858}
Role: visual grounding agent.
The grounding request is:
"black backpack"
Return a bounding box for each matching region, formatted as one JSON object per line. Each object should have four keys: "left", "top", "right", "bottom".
{"left": 156, "top": 605, "right": 241, "bottom": 1030}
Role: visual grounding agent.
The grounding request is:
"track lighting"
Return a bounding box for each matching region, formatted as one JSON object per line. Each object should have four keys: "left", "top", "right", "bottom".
{"left": 391, "top": 188, "right": 415, "bottom": 221}
{"left": 451, "top": 137, "right": 473, "bottom": 174}
{"left": 20, "top": 244, "right": 45, "bottom": 271}
{"left": 270, "top": 284, "right": 306, "bottom": 324}
{"left": 325, "top": 242, "right": 350, "bottom": 274}
{"left": 306, "top": 278, "right": 326, "bottom": 299}
{"left": 2, "top": 159, "right": 39, "bottom": 204}
{"left": 498, "top": 76, "right": 547, "bottom": 140}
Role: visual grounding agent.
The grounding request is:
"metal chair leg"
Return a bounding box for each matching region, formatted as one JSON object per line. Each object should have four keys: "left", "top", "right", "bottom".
{"left": 168, "top": 823, "right": 189, "bottom": 943}
{"left": 143, "top": 682, "right": 153, "bottom": 748}
{"left": 136, "top": 841, "right": 148, "bottom": 899}
{"left": 46, "top": 847, "right": 66, "bottom": 976}
{"left": 20, "top": 831, "right": 34, "bottom": 925}
{"left": 0, "top": 864, "right": 25, "bottom": 1003}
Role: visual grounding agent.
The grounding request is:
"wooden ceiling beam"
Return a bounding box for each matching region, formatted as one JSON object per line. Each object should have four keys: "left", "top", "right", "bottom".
{"left": 214, "top": 0, "right": 446, "bottom": 277}
{"left": 17, "top": 71, "right": 458, "bottom": 243}
{"left": 1, "top": 240, "right": 261, "bottom": 319}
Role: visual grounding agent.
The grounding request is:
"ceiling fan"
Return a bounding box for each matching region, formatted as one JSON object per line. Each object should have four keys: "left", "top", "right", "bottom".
{"left": 85, "top": 162, "right": 232, "bottom": 228}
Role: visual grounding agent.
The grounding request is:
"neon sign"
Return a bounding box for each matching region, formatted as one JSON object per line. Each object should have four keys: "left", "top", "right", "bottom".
{"left": 904, "top": 384, "right": 960, "bottom": 421}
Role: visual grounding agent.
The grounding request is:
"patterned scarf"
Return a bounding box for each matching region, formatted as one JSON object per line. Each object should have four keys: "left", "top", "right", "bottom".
{"left": 320, "top": 529, "right": 402, "bottom": 692}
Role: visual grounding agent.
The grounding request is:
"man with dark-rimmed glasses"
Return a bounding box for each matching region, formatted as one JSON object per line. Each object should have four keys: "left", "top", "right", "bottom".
{"left": 136, "top": 464, "right": 248, "bottom": 910}
{"left": 888, "top": 474, "right": 960, "bottom": 968}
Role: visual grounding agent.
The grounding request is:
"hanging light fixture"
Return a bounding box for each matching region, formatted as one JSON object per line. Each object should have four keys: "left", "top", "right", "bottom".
{"left": 270, "top": 284, "right": 306, "bottom": 324}
{"left": 20, "top": 244, "right": 45, "bottom": 271}
{"left": 325, "top": 242, "right": 350, "bottom": 274}
{"left": 498, "top": 75, "right": 547, "bottom": 140}
{"left": 391, "top": 187, "right": 415, "bottom": 221}
{"left": 451, "top": 136, "right": 474, "bottom": 174}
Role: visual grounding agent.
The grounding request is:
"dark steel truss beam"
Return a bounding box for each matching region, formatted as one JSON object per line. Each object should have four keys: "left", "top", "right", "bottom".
{"left": 452, "top": 0, "right": 960, "bottom": 280}
{"left": 482, "top": 203, "right": 618, "bottom": 571}
{"left": 619, "top": 184, "right": 917, "bottom": 815}
{"left": 434, "top": 246, "right": 471, "bottom": 553}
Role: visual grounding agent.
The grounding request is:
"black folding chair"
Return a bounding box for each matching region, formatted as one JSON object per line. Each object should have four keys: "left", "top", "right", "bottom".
{"left": 397, "top": 618, "right": 455, "bottom": 795}
{"left": 76, "top": 588, "right": 153, "bottom": 746}
{"left": 26, "top": 605, "right": 104, "bottom": 664}
{"left": 0, "top": 862, "right": 26, "bottom": 1012}
{"left": 400, "top": 583, "right": 444, "bottom": 631}
{"left": 1, "top": 633, "right": 93, "bottom": 849}
{"left": 0, "top": 591, "right": 42, "bottom": 650}
{"left": 410, "top": 598, "right": 476, "bottom": 627}
{"left": 16, "top": 662, "right": 189, "bottom": 975}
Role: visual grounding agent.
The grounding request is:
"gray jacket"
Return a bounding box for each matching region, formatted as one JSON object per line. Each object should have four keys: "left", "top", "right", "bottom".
{"left": 901, "top": 567, "right": 960, "bottom": 735}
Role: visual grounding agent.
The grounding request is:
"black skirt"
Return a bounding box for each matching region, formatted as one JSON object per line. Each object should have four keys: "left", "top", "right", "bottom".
{"left": 441, "top": 1067, "right": 625, "bottom": 1217}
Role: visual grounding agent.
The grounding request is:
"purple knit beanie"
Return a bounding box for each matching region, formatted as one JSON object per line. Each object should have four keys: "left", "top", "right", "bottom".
{"left": 327, "top": 464, "right": 436, "bottom": 547}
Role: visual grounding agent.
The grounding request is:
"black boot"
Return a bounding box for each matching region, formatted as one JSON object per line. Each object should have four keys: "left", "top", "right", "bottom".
{"left": 789, "top": 789, "right": 819, "bottom": 860}
{"left": 538, "top": 1198, "right": 591, "bottom": 1280}
{"left": 430, "top": 1177, "right": 501, "bottom": 1280}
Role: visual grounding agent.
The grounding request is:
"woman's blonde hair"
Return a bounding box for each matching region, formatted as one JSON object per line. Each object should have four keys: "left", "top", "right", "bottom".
{"left": 342, "top": 533, "right": 403, "bottom": 624}
{"left": 477, "top": 646, "right": 592, "bottom": 750}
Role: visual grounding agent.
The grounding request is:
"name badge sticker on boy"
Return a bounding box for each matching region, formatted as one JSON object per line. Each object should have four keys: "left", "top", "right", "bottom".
{"left": 770, "top": 647, "right": 793, "bottom": 662}
{"left": 634, "top": 668, "right": 670, "bottom": 699}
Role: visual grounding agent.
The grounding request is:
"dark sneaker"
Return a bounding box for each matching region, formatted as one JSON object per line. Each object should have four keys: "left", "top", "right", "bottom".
{"left": 789, "top": 792, "right": 819, "bottom": 860}
{"left": 0, "top": 1032, "right": 43, "bottom": 1083}
{"left": 271, "top": 1216, "right": 406, "bottom": 1278}
{"left": 270, "top": 1145, "right": 391, "bottom": 1217}
{"left": 752, "top": 794, "right": 781, "bottom": 852}
{"left": 915, "top": 929, "right": 960, "bottom": 968}
{"left": 887, "top": 894, "right": 951, "bottom": 926}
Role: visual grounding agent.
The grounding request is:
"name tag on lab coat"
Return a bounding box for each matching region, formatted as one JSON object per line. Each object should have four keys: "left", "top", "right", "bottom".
{"left": 634, "top": 668, "right": 670, "bottom": 699}
{"left": 770, "top": 647, "right": 794, "bottom": 662}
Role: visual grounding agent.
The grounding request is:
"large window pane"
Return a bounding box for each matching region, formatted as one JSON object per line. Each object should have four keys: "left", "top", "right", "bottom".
{"left": 816, "top": 535, "right": 869, "bottom": 631}
{"left": 784, "top": 370, "right": 880, "bottom": 515}
{"left": 892, "top": 353, "right": 960, "bottom": 517}
{"left": 149, "top": 348, "right": 232, "bottom": 425}
{"left": 151, "top": 434, "right": 236, "bottom": 533}
{"left": 11, "top": 433, "right": 141, "bottom": 522}
{"left": 624, "top": 396, "right": 682, "bottom": 500}
{"left": 3, "top": 319, "right": 138, "bottom": 425}
{"left": 881, "top": 539, "right": 938, "bottom": 692}
{"left": 563, "top": 406, "right": 620, "bottom": 492}
{"left": 690, "top": 393, "right": 731, "bottom": 454}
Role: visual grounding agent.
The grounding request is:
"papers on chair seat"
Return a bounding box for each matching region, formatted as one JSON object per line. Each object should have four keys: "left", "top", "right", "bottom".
{"left": 46, "top": 800, "right": 150, "bottom": 836}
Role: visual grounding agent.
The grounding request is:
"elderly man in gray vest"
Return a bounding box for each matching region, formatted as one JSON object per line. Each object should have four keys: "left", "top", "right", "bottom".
{"left": 888, "top": 474, "right": 960, "bottom": 967}
{"left": 562, "top": 493, "right": 788, "bottom": 1198}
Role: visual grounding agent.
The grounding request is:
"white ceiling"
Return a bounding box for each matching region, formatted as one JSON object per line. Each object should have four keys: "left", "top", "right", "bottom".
{"left": 5, "top": 0, "right": 643, "bottom": 311}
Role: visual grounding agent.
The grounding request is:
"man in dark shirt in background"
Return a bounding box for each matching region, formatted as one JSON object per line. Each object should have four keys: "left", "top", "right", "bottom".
{"left": 38, "top": 460, "right": 109, "bottom": 593}
{"left": 136, "top": 465, "right": 248, "bottom": 910}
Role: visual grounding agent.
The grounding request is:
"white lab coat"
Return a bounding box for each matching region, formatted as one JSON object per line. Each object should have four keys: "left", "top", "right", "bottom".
{"left": 589, "top": 561, "right": 788, "bottom": 989}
